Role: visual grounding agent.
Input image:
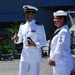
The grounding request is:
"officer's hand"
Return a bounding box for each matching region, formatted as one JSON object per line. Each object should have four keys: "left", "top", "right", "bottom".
{"left": 48, "top": 58, "right": 56, "bottom": 66}
{"left": 26, "top": 41, "right": 36, "bottom": 47}
{"left": 13, "top": 33, "right": 19, "bottom": 42}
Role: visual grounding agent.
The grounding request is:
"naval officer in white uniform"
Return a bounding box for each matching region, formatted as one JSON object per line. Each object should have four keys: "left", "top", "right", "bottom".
{"left": 48, "top": 10, "right": 74, "bottom": 75}
{"left": 13, "top": 5, "right": 46, "bottom": 75}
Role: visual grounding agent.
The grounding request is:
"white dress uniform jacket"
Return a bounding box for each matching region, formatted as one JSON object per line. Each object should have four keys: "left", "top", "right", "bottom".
{"left": 14, "top": 19, "right": 46, "bottom": 63}
{"left": 50, "top": 25, "right": 74, "bottom": 75}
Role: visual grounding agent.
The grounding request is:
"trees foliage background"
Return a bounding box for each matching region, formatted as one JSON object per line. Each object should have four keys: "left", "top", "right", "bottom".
{"left": 0, "top": 22, "right": 22, "bottom": 54}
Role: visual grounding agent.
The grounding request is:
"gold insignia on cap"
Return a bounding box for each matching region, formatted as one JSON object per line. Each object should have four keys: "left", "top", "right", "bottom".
{"left": 23, "top": 5, "right": 38, "bottom": 12}
{"left": 25, "top": 7, "right": 28, "bottom": 11}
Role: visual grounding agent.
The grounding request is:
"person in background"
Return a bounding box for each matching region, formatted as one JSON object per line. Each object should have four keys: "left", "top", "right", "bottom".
{"left": 13, "top": 5, "right": 46, "bottom": 75}
{"left": 48, "top": 10, "right": 74, "bottom": 75}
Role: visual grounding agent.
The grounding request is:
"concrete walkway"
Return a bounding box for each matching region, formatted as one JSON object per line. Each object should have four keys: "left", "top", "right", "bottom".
{"left": 0, "top": 57, "right": 53, "bottom": 75}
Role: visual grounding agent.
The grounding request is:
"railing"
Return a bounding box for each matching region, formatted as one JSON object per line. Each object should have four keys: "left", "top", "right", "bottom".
{"left": 68, "top": 10, "right": 75, "bottom": 26}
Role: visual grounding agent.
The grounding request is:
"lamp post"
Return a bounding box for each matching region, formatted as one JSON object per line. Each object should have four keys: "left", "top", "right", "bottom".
{"left": 11, "top": 30, "right": 16, "bottom": 59}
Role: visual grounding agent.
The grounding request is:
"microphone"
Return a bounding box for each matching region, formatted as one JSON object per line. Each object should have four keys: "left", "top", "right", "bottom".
{"left": 27, "top": 37, "right": 33, "bottom": 44}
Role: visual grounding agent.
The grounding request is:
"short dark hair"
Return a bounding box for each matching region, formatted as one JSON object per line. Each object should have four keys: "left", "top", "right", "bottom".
{"left": 24, "top": 10, "right": 36, "bottom": 14}
{"left": 58, "top": 16, "right": 67, "bottom": 23}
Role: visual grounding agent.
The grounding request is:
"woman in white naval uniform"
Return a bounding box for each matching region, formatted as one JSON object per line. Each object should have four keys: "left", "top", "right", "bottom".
{"left": 13, "top": 5, "right": 46, "bottom": 75}
{"left": 48, "top": 10, "right": 74, "bottom": 75}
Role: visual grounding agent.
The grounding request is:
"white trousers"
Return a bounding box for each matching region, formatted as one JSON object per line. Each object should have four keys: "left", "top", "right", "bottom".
{"left": 19, "top": 61, "right": 40, "bottom": 75}
{"left": 53, "top": 64, "right": 73, "bottom": 75}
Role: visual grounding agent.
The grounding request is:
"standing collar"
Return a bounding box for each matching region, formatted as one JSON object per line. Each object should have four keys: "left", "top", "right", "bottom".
{"left": 60, "top": 24, "right": 69, "bottom": 30}
{"left": 27, "top": 19, "right": 36, "bottom": 25}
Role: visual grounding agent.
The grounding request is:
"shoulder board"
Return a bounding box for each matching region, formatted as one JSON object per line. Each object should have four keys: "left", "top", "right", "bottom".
{"left": 35, "top": 22, "right": 42, "bottom": 26}
{"left": 20, "top": 22, "right": 25, "bottom": 25}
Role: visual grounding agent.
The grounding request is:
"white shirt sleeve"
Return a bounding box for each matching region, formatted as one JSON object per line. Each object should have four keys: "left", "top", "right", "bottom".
{"left": 35, "top": 25, "right": 46, "bottom": 49}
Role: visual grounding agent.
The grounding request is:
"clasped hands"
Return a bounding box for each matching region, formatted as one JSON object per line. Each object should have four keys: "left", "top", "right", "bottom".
{"left": 48, "top": 58, "right": 56, "bottom": 66}
{"left": 25, "top": 40, "right": 36, "bottom": 47}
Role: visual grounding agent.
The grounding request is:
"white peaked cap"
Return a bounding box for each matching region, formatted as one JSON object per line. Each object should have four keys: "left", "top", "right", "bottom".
{"left": 53, "top": 10, "right": 67, "bottom": 16}
{"left": 23, "top": 5, "right": 38, "bottom": 11}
